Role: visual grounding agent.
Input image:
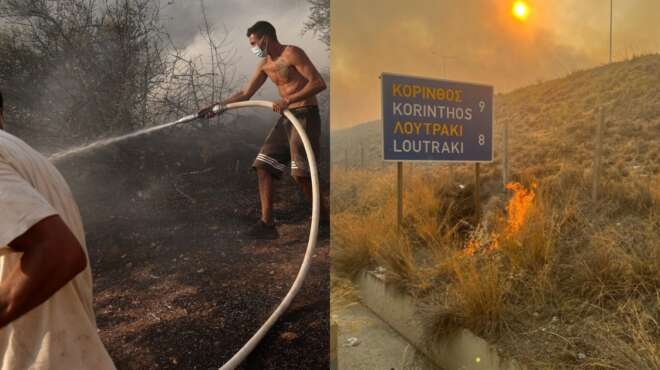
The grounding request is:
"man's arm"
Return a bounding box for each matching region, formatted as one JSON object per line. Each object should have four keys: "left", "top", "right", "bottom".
{"left": 0, "top": 215, "right": 87, "bottom": 328}
{"left": 223, "top": 63, "right": 268, "bottom": 104}
{"left": 273, "top": 47, "right": 326, "bottom": 113}
{"left": 199, "top": 61, "right": 268, "bottom": 118}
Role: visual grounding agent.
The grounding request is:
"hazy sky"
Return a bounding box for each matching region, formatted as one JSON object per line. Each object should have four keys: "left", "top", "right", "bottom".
{"left": 160, "top": 0, "right": 329, "bottom": 101}
{"left": 331, "top": 0, "right": 660, "bottom": 128}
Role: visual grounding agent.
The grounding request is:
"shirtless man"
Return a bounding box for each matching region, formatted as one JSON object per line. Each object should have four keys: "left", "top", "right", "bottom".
{"left": 0, "top": 90, "right": 116, "bottom": 369}
{"left": 200, "top": 20, "right": 327, "bottom": 239}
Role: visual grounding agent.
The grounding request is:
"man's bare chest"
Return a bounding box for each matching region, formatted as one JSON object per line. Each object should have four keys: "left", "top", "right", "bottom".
{"left": 263, "top": 58, "right": 295, "bottom": 84}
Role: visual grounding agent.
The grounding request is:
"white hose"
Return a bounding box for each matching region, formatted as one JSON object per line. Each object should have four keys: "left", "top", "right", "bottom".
{"left": 217, "top": 100, "right": 320, "bottom": 370}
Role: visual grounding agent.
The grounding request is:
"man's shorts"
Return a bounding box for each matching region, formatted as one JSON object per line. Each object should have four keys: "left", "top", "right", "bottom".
{"left": 252, "top": 105, "right": 321, "bottom": 179}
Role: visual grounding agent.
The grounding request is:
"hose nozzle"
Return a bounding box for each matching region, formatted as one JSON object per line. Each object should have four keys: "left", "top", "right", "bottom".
{"left": 198, "top": 104, "right": 227, "bottom": 119}
{"left": 212, "top": 104, "right": 226, "bottom": 115}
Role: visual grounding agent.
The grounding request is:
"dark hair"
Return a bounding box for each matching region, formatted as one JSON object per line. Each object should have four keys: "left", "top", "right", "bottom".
{"left": 0, "top": 90, "right": 3, "bottom": 114}
{"left": 246, "top": 21, "right": 277, "bottom": 42}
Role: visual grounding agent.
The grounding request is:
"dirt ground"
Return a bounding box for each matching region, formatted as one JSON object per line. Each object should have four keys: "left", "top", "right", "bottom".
{"left": 55, "top": 119, "right": 330, "bottom": 370}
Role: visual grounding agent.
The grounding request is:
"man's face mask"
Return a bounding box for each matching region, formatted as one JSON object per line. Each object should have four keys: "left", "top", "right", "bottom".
{"left": 251, "top": 36, "right": 267, "bottom": 58}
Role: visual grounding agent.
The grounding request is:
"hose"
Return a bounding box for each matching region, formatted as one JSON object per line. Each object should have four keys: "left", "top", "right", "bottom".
{"left": 216, "top": 100, "right": 320, "bottom": 369}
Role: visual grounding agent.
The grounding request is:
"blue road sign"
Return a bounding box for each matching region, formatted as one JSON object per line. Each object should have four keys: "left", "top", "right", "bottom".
{"left": 381, "top": 73, "right": 493, "bottom": 162}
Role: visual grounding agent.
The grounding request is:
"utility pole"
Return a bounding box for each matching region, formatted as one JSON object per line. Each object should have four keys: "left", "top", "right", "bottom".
{"left": 594, "top": 1, "right": 612, "bottom": 202}
{"left": 609, "top": 0, "right": 613, "bottom": 64}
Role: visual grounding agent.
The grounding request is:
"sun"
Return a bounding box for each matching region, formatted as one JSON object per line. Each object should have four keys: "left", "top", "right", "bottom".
{"left": 512, "top": 1, "right": 530, "bottom": 21}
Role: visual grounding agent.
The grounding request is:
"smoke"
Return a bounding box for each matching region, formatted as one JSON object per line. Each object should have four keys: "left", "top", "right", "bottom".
{"left": 160, "top": 0, "right": 329, "bottom": 98}
{"left": 0, "top": 0, "right": 328, "bottom": 151}
{"left": 331, "top": 0, "right": 660, "bottom": 127}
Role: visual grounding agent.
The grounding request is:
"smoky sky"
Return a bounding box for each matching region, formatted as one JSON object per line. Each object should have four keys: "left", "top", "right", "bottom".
{"left": 0, "top": 0, "right": 329, "bottom": 103}
{"left": 160, "top": 0, "right": 329, "bottom": 100}
{"left": 331, "top": 0, "right": 660, "bottom": 128}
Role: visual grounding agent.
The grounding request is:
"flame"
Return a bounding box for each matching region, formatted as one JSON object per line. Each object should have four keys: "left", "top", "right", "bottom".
{"left": 464, "top": 182, "right": 537, "bottom": 255}
{"left": 464, "top": 238, "right": 479, "bottom": 257}
{"left": 503, "top": 181, "right": 537, "bottom": 236}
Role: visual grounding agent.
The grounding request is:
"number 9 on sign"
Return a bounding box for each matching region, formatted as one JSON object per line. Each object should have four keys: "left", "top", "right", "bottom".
{"left": 478, "top": 134, "right": 485, "bottom": 146}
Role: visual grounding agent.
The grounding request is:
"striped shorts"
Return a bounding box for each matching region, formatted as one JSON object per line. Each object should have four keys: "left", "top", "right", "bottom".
{"left": 252, "top": 105, "right": 321, "bottom": 179}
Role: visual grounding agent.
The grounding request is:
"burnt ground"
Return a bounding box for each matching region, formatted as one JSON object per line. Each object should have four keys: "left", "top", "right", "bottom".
{"left": 55, "top": 117, "right": 330, "bottom": 370}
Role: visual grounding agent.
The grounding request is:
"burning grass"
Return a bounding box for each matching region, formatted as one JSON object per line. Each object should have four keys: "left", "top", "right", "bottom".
{"left": 331, "top": 163, "right": 659, "bottom": 369}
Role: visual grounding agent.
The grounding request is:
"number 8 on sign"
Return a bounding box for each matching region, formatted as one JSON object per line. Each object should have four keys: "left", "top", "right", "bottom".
{"left": 478, "top": 134, "right": 485, "bottom": 146}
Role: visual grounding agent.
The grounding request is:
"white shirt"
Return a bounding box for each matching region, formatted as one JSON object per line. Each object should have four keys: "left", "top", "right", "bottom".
{"left": 0, "top": 130, "right": 116, "bottom": 370}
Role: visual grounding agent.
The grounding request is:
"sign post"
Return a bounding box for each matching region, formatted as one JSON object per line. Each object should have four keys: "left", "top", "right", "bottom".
{"left": 360, "top": 144, "right": 364, "bottom": 167}
{"left": 503, "top": 118, "right": 509, "bottom": 191}
{"left": 592, "top": 108, "right": 605, "bottom": 202}
{"left": 397, "top": 161, "right": 403, "bottom": 232}
{"left": 475, "top": 163, "right": 481, "bottom": 223}
{"left": 381, "top": 73, "right": 493, "bottom": 225}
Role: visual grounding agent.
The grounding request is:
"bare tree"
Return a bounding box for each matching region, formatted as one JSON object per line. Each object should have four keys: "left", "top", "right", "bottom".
{"left": 152, "top": 0, "right": 237, "bottom": 122}
{"left": 0, "top": 0, "right": 238, "bottom": 150}
{"left": 302, "top": 0, "right": 330, "bottom": 142}
{"left": 302, "top": 0, "right": 329, "bottom": 49}
{"left": 0, "top": 0, "right": 170, "bottom": 145}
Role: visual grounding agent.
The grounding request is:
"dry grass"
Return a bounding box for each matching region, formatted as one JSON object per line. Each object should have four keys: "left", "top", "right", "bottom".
{"left": 433, "top": 256, "right": 512, "bottom": 337}
{"left": 330, "top": 274, "right": 359, "bottom": 310}
{"left": 331, "top": 164, "right": 659, "bottom": 369}
{"left": 330, "top": 168, "right": 399, "bottom": 278}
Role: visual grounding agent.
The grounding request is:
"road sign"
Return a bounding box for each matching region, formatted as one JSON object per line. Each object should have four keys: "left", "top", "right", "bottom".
{"left": 381, "top": 73, "right": 493, "bottom": 162}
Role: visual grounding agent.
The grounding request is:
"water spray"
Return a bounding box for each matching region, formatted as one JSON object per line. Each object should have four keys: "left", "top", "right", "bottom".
{"left": 48, "top": 101, "right": 320, "bottom": 369}
{"left": 48, "top": 113, "right": 199, "bottom": 161}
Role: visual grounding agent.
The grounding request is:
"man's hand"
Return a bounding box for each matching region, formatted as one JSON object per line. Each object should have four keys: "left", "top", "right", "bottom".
{"left": 273, "top": 98, "right": 290, "bottom": 114}
{"left": 198, "top": 103, "right": 225, "bottom": 119}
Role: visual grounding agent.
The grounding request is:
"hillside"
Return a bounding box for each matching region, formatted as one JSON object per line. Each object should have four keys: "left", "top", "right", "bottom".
{"left": 331, "top": 54, "right": 659, "bottom": 370}
{"left": 332, "top": 54, "right": 660, "bottom": 181}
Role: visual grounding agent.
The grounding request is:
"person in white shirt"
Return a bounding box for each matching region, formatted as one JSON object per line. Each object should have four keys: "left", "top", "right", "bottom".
{"left": 0, "top": 90, "right": 116, "bottom": 370}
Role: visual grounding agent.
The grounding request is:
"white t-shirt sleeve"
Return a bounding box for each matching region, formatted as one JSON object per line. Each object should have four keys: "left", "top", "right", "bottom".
{"left": 0, "top": 161, "right": 58, "bottom": 248}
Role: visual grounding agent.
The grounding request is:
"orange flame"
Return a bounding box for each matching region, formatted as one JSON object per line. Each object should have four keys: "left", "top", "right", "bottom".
{"left": 503, "top": 181, "right": 537, "bottom": 236}
{"left": 464, "top": 182, "right": 537, "bottom": 255}
{"left": 464, "top": 238, "right": 479, "bottom": 256}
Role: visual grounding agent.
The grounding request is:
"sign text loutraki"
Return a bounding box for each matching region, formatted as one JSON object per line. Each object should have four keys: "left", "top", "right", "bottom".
{"left": 381, "top": 73, "right": 493, "bottom": 162}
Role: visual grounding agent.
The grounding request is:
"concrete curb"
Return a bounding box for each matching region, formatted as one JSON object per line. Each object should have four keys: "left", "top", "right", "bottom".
{"left": 357, "top": 268, "right": 524, "bottom": 370}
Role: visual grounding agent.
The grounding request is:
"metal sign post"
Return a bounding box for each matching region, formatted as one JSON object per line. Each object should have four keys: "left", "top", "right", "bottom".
{"left": 592, "top": 108, "right": 605, "bottom": 202}
{"left": 475, "top": 163, "right": 481, "bottom": 224}
{"left": 397, "top": 161, "right": 403, "bottom": 232}
{"left": 503, "top": 118, "right": 509, "bottom": 191}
